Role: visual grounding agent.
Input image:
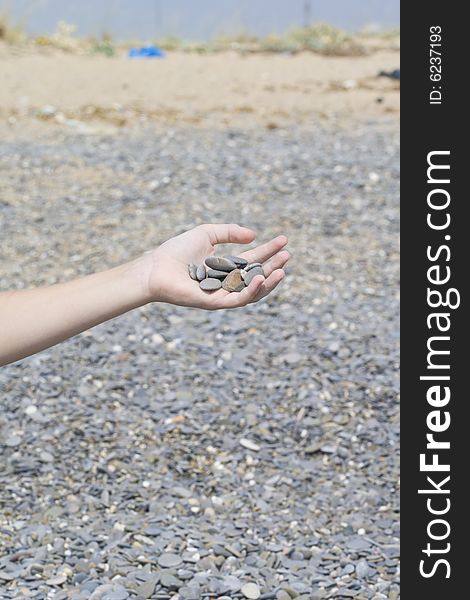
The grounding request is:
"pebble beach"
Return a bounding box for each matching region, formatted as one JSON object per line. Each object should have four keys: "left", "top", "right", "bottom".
{"left": 1, "top": 42, "right": 399, "bottom": 600}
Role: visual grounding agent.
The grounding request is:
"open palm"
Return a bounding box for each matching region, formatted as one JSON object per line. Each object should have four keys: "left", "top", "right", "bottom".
{"left": 143, "top": 224, "right": 289, "bottom": 309}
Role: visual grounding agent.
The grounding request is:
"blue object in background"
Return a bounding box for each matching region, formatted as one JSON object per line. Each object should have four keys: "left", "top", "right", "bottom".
{"left": 378, "top": 68, "right": 400, "bottom": 80}
{"left": 128, "top": 46, "right": 165, "bottom": 58}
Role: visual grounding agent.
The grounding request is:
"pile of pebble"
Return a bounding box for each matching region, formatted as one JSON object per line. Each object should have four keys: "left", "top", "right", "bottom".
{"left": 0, "top": 125, "right": 400, "bottom": 600}
{"left": 188, "top": 256, "right": 265, "bottom": 292}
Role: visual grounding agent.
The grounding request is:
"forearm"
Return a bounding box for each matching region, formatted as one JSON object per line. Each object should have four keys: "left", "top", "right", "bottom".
{"left": 0, "top": 258, "right": 149, "bottom": 366}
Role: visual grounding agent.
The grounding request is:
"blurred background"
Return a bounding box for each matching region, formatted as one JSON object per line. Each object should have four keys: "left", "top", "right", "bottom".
{"left": 3, "top": 0, "right": 399, "bottom": 39}
{"left": 0, "top": 2, "right": 400, "bottom": 600}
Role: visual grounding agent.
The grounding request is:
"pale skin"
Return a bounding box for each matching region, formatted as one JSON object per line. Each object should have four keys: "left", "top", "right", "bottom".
{"left": 0, "top": 224, "right": 289, "bottom": 367}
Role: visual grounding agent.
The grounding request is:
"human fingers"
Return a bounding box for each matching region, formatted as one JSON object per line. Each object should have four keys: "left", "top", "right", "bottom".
{"left": 262, "top": 250, "right": 290, "bottom": 277}
{"left": 239, "top": 235, "right": 288, "bottom": 264}
{"left": 249, "top": 269, "right": 286, "bottom": 303}
{"left": 210, "top": 275, "right": 265, "bottom": 309}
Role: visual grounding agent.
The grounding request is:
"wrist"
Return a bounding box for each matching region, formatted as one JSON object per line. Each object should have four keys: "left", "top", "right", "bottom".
{"left": 131, "top": 252, "right": 157, "bottom": 305}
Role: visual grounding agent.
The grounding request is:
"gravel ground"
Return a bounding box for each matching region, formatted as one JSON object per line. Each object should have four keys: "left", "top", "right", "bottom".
{"left": 0, "top": 121, "right": 399, "bottom": 600}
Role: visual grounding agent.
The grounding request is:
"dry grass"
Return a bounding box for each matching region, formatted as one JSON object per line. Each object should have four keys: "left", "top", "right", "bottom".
{"left": 0, "top": 11, "right": 26, "bottom": 44}
{"left": 1, "top": 16, "right": 398, "bottom": 57}
{"left": 155, "top": 25, "right": 369, "bottom": 56}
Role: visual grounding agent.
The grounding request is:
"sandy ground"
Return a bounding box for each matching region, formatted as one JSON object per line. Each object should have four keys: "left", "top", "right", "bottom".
{"left": 0, "top": 44, "right": 399, "bottom": 134}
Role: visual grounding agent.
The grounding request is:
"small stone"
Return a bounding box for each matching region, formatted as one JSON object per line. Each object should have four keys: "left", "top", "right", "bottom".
{"left": 182, "top": 550, "right": 200, "bottom": 563}
{"left": 281, "top": 352, "right": 303, "bottom": 365}
{"left": 222, "top": 575, "right": 242, "bottom": 592}
{"left": 136, "top": 579, "right": 157, "bottom": 598}
{"left": 241, "top": 582, "right": 261, "bottom": 599}
{"left": 240, "top": 438, "right": 261, "bottom": 451}
{"left": 188, "top": 264, "right": 198, "bottom": 280}
{"left": 222, "top": 269, "right": 245, "bottom": 292}
{"left": 332, "top": 590, "right": 357, "bottom": 598}
{"left": 205, "top": 256, "right": 237, "bottom": 271}
{"left": 39, "top": 451, "right": 54, "bottom": 462}
{"left": 243, "top": 266, "right": 265, "bottom": 286}
{"left": 179, "top": 585, "right": 201, "bottom": 600}
{"left": 244, "top": 262, "right": 262, "bottom": 271}
{"left": 346, "top": 537, "right": 371, "bottom": 551}
{"left": 200, "top": 278, "right": 222, "bottom": 291}
{"left": 196, "top": 265, "right": 206, "bottom": 281}
{"left": 305, "top": 443, "right": 322, "bottom": 454}
{"left": 282, "top": 586, "right": 299, "bottom": 598}
{"left": 355, "top": 559, "right": 371, "bottom": 578}
{"left": 144, "top": 525, "right": 162, "bottom": 536}
{"left": 171, "top": 486, "right": 192, "bottom": 498}
{"left": 224, "top": 544, "right": 243, "bottom": 558}
{"left": 160, "top": 572, "right": 182, "bottom": 589}
{"left": 4, "top": 434, "right": 22, "bottom": 447}
{"left": 207, "top": 268, "right": 230, "bottom": 280}
{"left": 37, "top": 104, "right": 57, "bottom": 117}
{"left": 46, "top": 575, "right": 67, "bottom": 585}
{"left": 158, "top": 553, "right": 183, "bottom": 568}
{"left": 225, "top": 255, "right": 248, "bottom": 268}
{"left": 102, "top": 590, "right": 129, "bottom": 600}
{"left": 213, "top": 544, "right": 230, "bottom": 558}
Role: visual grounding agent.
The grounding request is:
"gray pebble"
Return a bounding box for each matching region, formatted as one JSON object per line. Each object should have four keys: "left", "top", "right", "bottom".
{"left": 244, "top": 262, "right": 262, "bottom": 271}
{"left": 179, "top": 585, "right": 201, "bottom": 600}
{"left": 136, "top": 579, "right": 157, "bottom": 598}
{"left": 243, "top": 266, "right": 265, "bottom": 286}
{"left": 205, "top": 256, "right": 237, "bottom": 271}
{"left": 102, "top": 592, "right": 129, "bottom": 600}
{"left": 158, "top": 553, "right": 183, "bottom": 568}
{"left": 160, "top": 572, "right": 182, "bottom": 589}
{"left": 241, "top": 582, "right": 261, "bottom": 599}
{"left": 207, "top": 268, "right": 229, "bottom": 280}
{"left": 196, "top": 264, "right": 207, "bottom": 281}
{"left": 46, "top": 574, "right": 67, "bottom": 585}
{"left": 188, "top": 264, "right": 198, "bottom": 280}
{"left": 222, "top": 575, "right": 243, "bottom": 592}
{"left": 4, "top": 434, "right": 22, "bottom": 447}
{"left": 200, "top": 278, "right": 222, "bottom": 291}
{"left": 225, "top": 255, "right": 248, "bottom": 268}
{"left": 356, "top": 559, "right": 371, "bottom": 578}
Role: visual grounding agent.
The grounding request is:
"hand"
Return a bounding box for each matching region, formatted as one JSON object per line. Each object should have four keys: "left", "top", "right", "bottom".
{"left": 140, "top": 224, "right": 289, "bottom": 309}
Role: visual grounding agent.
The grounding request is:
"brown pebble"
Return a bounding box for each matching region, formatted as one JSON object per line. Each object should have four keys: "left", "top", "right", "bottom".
{"left": 222, "top": 269, "right": 246, "bottom": 292}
